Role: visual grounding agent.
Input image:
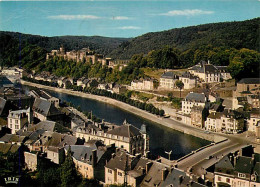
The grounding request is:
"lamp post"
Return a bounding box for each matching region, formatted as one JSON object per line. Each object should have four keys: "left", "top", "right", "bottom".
{"left": 165, "top": 150, "right": 172, "bottom": 160}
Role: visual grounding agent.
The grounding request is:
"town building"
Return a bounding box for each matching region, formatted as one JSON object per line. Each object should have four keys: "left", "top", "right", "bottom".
{"left": 182, "top": 92, "right": 209, "bottom": 114}
{"left": 112, "top": 84, "right": 127, "bottom": 94}
{"left": 247, "top": 94, "right": 260, "bottom": 109}
{"left": 247, "top": 109, "right": 260, "bottom": 133}
{"left": 140, "top": 159, "right": 170, "bottom": 187}
{"left": 131, "top": 78, "right": 155, "bottom": 90}
{"left": 76, "top": 121, "right": 149, "bottom": 155}
{"left": 29, "top": 90, "right": 59, "bottom": 108}
{"left": 234, "top": 78, "right": 260, "bottom": 97}
{"left": 188, "top": 61, "right": 231, "bottom": 83}
{"left": 162, "top": 167, "right": 207, "bottom": 187}
{"left": 214, "top": 153, "right": 260, "bottom": 187}
{"left": 160, "top": 72, "right": 179, "bottom": 89}
{"left": 32, "top": 98, "right": 63, "bottom": 122}
{"left": 105, "top": 149, "right": 150, "bottom": 187}
{"left": 65, "top": 144, "right": 115, "bottom": 180}
{"left": 179, "top": 71, "right": 197, "bottom": 89}
{"left": 191, "top": 106, "right": 205, "bottom": 128}
{"left": 24, "top": 151, "right": 39, "bottom": 171}
{"left": 205, "top": 109, "right": 244, "bottom": 133}
{"left": 7, "top": 108, "right": 31, "bottom": 134}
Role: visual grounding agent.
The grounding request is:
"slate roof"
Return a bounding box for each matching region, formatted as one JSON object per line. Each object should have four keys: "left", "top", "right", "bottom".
{"left": 161, "top": 72, "right": 178, "bottom": 79}
{"left": 29, "top": 120, "right": 56, "bottom": 132}
{"left": 33, "top": 98, "right": 62, "bottom": 117}
{"left": 185, "top": 92, "right": 207, "bottom": 103}
{"left": 128, "top": 158, "right": 150, "bottom": 178}
{"left": 0, "top": 143, "right": 12, "bottom": 154}
{"left": 238, "top": 78, "right": 260, "bottom": 84}
{"left": 105, "top": 150, "right": 135, "bottom": 171}
{"left": 33, "top": 98, "right": 51, "bottom": 116}
{"left": 107, "top": 122, "right": 142, "bottom": 138}
{"left": 43, "top": 132, "right": 77, "bottom": 148}
{"left": 0, "top": 97, "right": 6, "bottom": 116}
{"left": 162, "top": 168, "right": 207, "bottom": 187}
{"left": 141, "top": 161, "right": 169, "bottom": 187}
{"left": 180, "top": 71, "right": 196, "bottom": 79}
{"left": 65, "top": 145, "right": 105, "bottom": 164}
{"left": 204, "top": 64, "right": 218, "bottom": 74}
{"left": 215, "top": 155, "right": 235, "bottom": 175}
{"left": 234, "top": 156, "right": 253, "bottom": 174}
{"left": 0, "top": 134, "right": 26, "bottom": 143}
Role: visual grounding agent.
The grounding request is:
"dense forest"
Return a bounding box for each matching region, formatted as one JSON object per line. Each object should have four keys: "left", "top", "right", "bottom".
{"left": 0, "top": 31, "right": 130, "bottom": 55}
{"left": 0, "top": 18, "right": 259, "bottom": 81}
{"left": 108, "top": 18, "right": 260, "bottom": 59}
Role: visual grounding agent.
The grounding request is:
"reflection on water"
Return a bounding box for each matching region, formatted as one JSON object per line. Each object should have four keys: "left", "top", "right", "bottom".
{"left": 21, "top": 85, "right": 209, "bottom": 159}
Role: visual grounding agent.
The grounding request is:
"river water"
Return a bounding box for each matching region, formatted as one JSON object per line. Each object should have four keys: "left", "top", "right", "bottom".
{"left": 0, "top": 76, "right": 210, "bottom": 159}
{"left": 45, "top": 89, "right": 210, "bottom": 160}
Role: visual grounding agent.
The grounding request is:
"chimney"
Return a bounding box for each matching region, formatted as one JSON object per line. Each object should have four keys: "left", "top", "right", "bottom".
{"left": 161, "top": 168, "right": 167, "bottom": 181}
{"left": 146, "top": 162, "right": 152, "bottom": 174}
{"left": 111, "top": 153, "right": 116, "bottom": 159}
{"left": 92, "top": 149, "right": 97, "bottom": 167}
{"left": 145, "top": 151, "right": 150, "bottom": 158}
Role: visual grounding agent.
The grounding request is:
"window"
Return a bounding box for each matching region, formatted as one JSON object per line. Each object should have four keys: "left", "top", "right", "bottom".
{"left": 15, "top": 125, "right": 19, "bottom": 129}
{"left": 15, "top": 120, "right": 18, "bottom": 124}
{"left": 238, "top": 173, "right": 246, "bottom": 178}
{"left": 108, "top": 169, "right": 112, "bottom": 174}
{"left": 218, "top": 176, "right": 221, "bottom": 181}
{"left": 9, "top": 119, "right": 12, "bottom": 124}
{"left": 226, "top": 178, "right": 230, "bottom": 183}
{"left": 118, "top": 172, "right": 122, "bottom": 176}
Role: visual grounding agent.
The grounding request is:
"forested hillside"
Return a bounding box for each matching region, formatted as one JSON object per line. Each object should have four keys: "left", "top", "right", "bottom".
{"left": 109, "top": 18, "right": 259, "bottom": 59}
{"left": 0, "top": 31, "right": 130, "bottom": 55}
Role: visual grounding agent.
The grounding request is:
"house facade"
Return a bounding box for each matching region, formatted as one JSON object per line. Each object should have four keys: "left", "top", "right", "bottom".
{"left": 160, "top": 72, "right": 179, "bottom": 89}
{"left": 8, "top": 108, "right": 31, "bottom": 134}
{"left": 76, "top": 121, "right": 148, "bottom": 155}
{"left": 182, "top": 92, "right": 208, "bottom": 114}
{"left": 179, "top": 72, "right": 196, "bottom": 89}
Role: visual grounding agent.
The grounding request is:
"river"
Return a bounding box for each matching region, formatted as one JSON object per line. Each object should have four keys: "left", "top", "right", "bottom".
{"left": 42, "top": 89, "right": 210, "bottom": 160}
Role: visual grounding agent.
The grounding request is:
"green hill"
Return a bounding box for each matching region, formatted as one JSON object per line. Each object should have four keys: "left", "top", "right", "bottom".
{"left": 108, "top": 18, "right": 260, "bottom": 59}
{"left": 0, "top": 31, "right": 130, "bottom": 55}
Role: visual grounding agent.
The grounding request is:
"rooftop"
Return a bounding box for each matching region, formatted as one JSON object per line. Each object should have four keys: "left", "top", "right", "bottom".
{"left": 238, "top": 78, "right": 260, "bottom": 84}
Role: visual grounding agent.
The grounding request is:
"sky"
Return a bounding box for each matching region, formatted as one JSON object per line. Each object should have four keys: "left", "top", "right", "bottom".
{"left": 0, "top": 0, "right": 259, "bottom": 38}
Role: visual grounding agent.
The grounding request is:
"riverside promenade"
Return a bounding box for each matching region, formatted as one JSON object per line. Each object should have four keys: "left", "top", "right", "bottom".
{"left": 21, "top": 80, "right": 221, "bottom": 142}
{"left": 21, "top": 80, "right": 260, "bottom": 178}
{"left": 21, "top": 80, "right": 259, "bottom": 147}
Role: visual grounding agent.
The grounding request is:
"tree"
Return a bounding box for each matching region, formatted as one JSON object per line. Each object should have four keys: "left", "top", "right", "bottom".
{"left": 60, "top": 146, "right": 79, "bottom": 187}
{"left": 175, "top": 80, "right": 184, "bottom": 98}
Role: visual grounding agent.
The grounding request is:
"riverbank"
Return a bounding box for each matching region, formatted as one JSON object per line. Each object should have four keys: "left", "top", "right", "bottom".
{"left": 21, "top": 80, "right": 225, "bottom": 142}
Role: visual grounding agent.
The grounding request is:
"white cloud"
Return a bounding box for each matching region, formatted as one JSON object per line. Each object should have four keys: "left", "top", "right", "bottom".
{"left": 48, "top": 15, "right": 101, "bottom": 20}
{"left": 118, "top": 26, "right": 141, "bottom": 30}
{"left": 111, "top": 16, "right": 131, "bottom": 20}
{"left": 160, "top": 9, "right": 214, "bottom": 16}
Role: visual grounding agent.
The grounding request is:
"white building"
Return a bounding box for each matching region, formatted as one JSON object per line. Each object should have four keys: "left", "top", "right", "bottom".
{"left": 179, "top": 72, "right": 197, "bottom": 89}
{"left": 182, "top": 92, "right": 208, "bottom": 114}
{"left": 131, "top": 79, "right": 154, "bottom": 90}
{"left": 205, "top": 109, "right": 244, "bottom": 133}
{"left": 188, "top": 61, "right": 231, "bottom": 83}
{"left": 247, "top": 110, "right": 260, "bottom": 133}
{"left": 160, "top": 72, "right": 179, "bottom": 89}
{"left": 8, "top": 108, "right": 31, "bottom": 134}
